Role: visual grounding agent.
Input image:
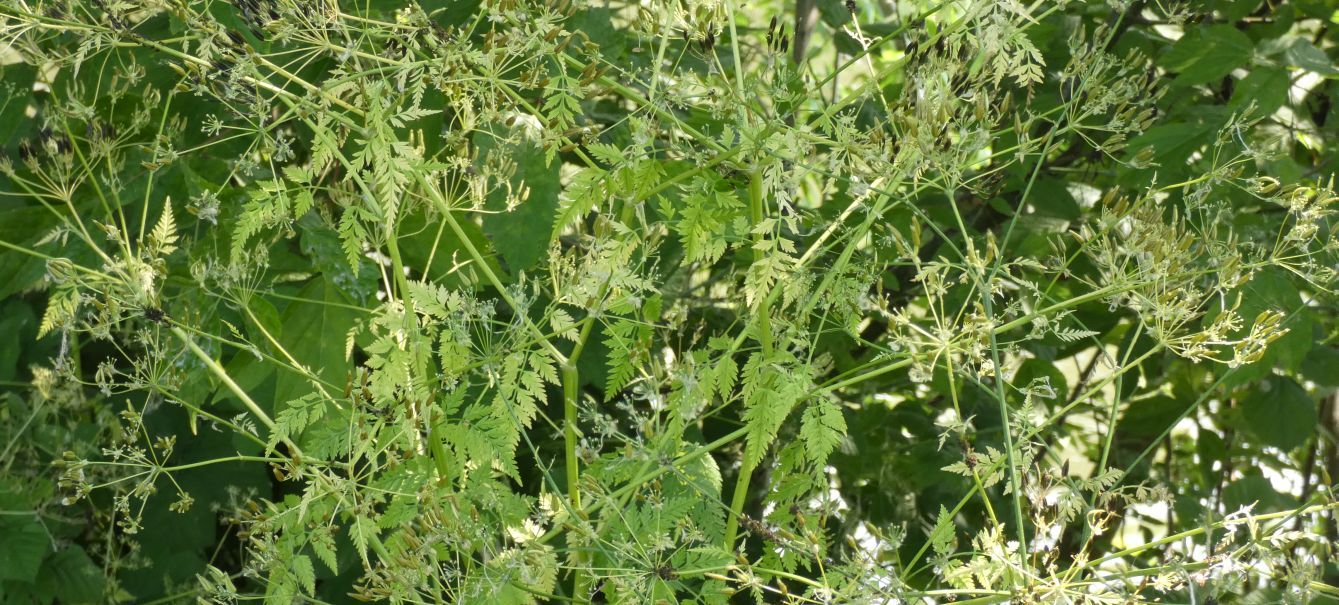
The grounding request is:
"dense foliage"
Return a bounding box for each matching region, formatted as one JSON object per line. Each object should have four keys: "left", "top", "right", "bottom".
{"left": 1, "top": 0, "right": 1338, "bottom": 602}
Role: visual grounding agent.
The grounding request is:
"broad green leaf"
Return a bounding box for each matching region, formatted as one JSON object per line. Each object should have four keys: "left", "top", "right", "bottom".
{"left": 0, "top": 62, "right": 36, "bottom": 147}
{"left": 1240, "top": 376, "right": 1315, "bottom": 451}
{"left": 398, "top": 205, "right": 509, "bottom": 288}
{"left": 36, "top": 547, "right": 105, "bottom": 604}
{"left": 1283, "top": 38, "right": 1339, "bottom": 76}
{"left": 0, "top": 208, "right": 57, "bottom": 300}
{"left": 1223, "top": 473, "right": 1296, "bottom": 513}
{"left": 1217, "top": 0, "right": 1261, "bottom": 21}
{"left": 0, "top": 300, "right": 35, "bottom": 381}
{"left": 1159, "top": 25, "right": 1253, "bottom": 87}
{"left": 246, "top": 295, "right": 282, "bottom": 353}
{"left": 475, "top": 126, "right": 560, "bottom": 275}
{"left": 1124, "top": 120, "right": 1219, "bottom": 175}
{"left": 273, "top": 278, "right": 358, "bottom": 407}
{"left": 0, "top": 515, "right": 50, "bottom": 582}
{"left": 1229, "top": 68, "right": 1290, "bottom": 116}
{"left": 1300, "top": 346, "right": 1339, "bottom": 388}
{"left": 816, "top": 0, "right": 854, "bottom": 28}
{"left": 1119, "top": 395, "right": 1185, "bottom": 440}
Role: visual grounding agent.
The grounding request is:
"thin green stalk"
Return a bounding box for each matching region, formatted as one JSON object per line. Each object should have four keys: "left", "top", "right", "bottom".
{"left": 172, "top": 326, "right": 274, "bottom": 430}
{"left": 169, "top": 326, "right": 311, "bottom": 460}
{"left": 158, "top": 455, "right": 295, "bottom": 472}
{"left": 899, "top": 342, "right": 1166, "bottom": 580}
{"left": 1083, "top": 501, "right": 1339, "bottom": 573}
{"left": 415, "top": 171, "right": 567, "bottom": 365}
{"left": 978, "top": 290, "right": 1029, "bottom": 564}
{"left": 386, "top": 225, "right": 456, "bottom": 483}
{"left": 563, "top": 364, "right": 582, "bottom": 512}
{"left": 1096, "top": 318, "right": 1146, "bottom": 473}
{"left": 241, "top": 303, "right": 340, "bottom": 407}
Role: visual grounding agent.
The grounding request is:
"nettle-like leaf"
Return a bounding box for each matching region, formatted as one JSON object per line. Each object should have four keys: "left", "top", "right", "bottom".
{"left": 542, "top": 66, "right": 581, "bottom": 160}
{"left": 365, "top": 331, "right": 412, "bottom": 404}
{"left": 337, "top": 206, "right": 373, "bottom": 273}
{"left": 231, "top": 179, "right": 297, "bottom": 263}
{"left": 309, "top": 527, "right": 339, "bottom": 574}
{"left": 352, "top": 86, "right": 420, "bottom": 230}
{"left": 291, "top": 554, "right": 316, "bottom": 596}
{"left": 943, "top": 447, "right": 1007, "bottom": 489}
{"left": 929, "top": 505, "right": 957, "bottom": 559}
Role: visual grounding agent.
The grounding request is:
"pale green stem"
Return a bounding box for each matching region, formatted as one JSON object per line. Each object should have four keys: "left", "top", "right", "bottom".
{"left": 723, "top": 169, "right": 770, "bottom": 550}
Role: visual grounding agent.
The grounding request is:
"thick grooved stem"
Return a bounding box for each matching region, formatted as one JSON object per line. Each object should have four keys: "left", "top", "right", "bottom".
{"left": 723, "top": 169, "right": 770, "bottom": 550}
{"left": 563, "top": 363, "right": 581, "bottom": 509}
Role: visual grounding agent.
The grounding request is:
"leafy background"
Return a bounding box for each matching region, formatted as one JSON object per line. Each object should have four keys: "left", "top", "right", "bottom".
{"left": 0, "top": 0, "right": 1337, "bottom": 603}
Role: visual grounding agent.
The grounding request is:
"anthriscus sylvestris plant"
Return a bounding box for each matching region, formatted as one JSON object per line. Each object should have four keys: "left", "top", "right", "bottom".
{"left": 0, "top": 0, "right": 1337, "bottom": 603}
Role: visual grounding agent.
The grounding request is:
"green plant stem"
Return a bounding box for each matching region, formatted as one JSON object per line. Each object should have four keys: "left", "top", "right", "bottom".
{"left": 562, "top": 361, "right": 587, "bottom": 600}
{"left": 156, "top": 455, "right": 295, "bottom": 472}
{"left": 562, "top": 364, "right": 582, "bottom": 512}
{"left": 172, "top": 326, "right": 274, "bottom": 431}
{"left": 817, "top": 280, "right": 1133, "bottom": 395}
{"left": 170, "top": 326, "right": 311, "bottom": 461}
{"left": 723, "top": 169, "right": 770, "bottom": 550}
{"left": 386, "top": 226, "right": 458, "bottom": 483}
{"left": 241, "top": 303, "right": 339, "bottom": 407}
{"left": 415, "top": 172, "right": 567, "bottom": 365}
{"left": 900, "top": 342, "right": 1166, "bottom": 581}
{"left": 978, "top": 289, "right": 1029, "bottom": 564}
